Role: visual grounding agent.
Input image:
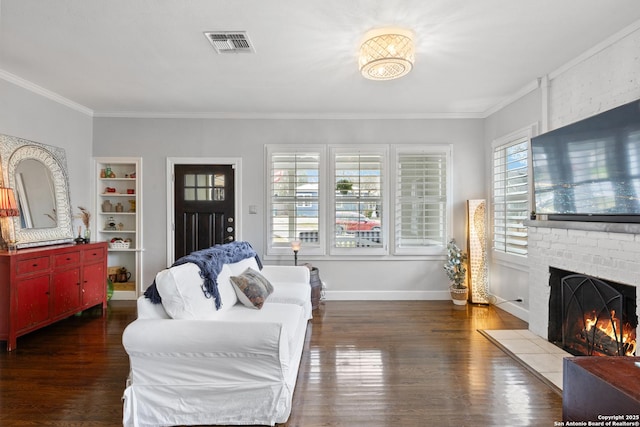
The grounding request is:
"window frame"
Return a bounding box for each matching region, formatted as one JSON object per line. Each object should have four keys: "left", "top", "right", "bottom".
{"left": 329, "top": 145, "right": 389, "bottom": 256}
{"left": 265, "top": 144, "right": 326, "bottom": 257}
{"left": 392, "top": 144, "right": 453, "bottom": 256}
{"left": 491, "top": 123, "right": 537, "bottom": 265}
{"left": 265, "top": 143, "right": 454, "bottom": 259}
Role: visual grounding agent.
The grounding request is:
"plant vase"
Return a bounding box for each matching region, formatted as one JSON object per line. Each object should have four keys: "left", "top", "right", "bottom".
{"left": 449, "top": 285, "right": 468, "bottom": 305}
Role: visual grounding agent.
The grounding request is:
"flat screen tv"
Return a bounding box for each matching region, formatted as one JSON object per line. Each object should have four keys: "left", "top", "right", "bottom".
{"left": 532, "top": 99, "right": 640, "bottom": 222}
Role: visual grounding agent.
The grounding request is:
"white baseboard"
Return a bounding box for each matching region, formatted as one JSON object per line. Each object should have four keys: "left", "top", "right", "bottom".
{"left": 110, "top": 291, "right": 137, "bottom": 301}
{"left": 322, "top": 291, "right": 530, "bottom": 322}
{"left": 491, "top": 297, "right": 529, "bottom": 322}
{"left": 324, "top": 290, "right": 451, "bottom": 301}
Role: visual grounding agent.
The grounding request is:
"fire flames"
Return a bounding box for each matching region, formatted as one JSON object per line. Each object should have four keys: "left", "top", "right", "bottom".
{"left": 582, "top": 310, "right": 636, "bottom": 356}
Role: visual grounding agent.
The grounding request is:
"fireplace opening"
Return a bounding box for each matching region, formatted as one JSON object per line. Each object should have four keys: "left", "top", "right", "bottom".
{"left": 548, "top": 268, "right": 637, "bottom": 356}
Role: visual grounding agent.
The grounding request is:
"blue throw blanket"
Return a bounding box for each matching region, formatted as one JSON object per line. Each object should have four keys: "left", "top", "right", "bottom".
{"left": 143, "top": 241, "right": 262, "bottom": 309}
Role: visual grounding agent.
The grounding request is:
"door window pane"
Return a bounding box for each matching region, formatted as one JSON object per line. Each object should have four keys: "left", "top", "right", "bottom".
{"left": 184, "top": 173, "right": 225, "bottom": 202}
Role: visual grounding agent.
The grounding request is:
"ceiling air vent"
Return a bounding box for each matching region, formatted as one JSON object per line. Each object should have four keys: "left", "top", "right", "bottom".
{"left": 204, "top": 31, "right": 255, "bottom": 54}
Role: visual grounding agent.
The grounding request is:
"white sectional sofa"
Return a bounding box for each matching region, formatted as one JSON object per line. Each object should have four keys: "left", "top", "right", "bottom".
{"left": 122, "top": 244, "right": 311, "bottom": 427}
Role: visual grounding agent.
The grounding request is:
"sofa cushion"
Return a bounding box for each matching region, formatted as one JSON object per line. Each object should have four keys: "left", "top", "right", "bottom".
{"left": 216, "top": 264, "right": 239, "bottom": 308}
{"left": 228, "top": 256, "right": 261, "bottom": 276}
{"left": 268, "top": 282, "right": 311, "bottom": 309}
{"left": 156, "top": 262, "right": 237, "bottom": 319}
{"left": 221, "top": 302, "right": 306, "bottom": 360}
{"left": 230, "top": 268, "right": 274, "bottom": 309}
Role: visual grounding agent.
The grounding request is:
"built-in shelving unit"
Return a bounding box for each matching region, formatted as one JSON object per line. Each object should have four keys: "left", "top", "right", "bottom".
{"left": 93, "top": 157, "right": 143, "bottom": 300}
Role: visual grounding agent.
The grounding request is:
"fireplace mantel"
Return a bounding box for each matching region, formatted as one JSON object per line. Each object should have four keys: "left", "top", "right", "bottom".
{"left": 524, "top": 219, "right": 640, "bottom": 235}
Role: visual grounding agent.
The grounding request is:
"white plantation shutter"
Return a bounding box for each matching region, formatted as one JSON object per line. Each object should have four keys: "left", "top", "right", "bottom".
{"left": 268, "top": 148, "right": 321, "bottom": 253}
{"left": 332, "top": 149, "right": 385, "bottom": 252}
{"left": 395, "top": 148, "right": 449, "bottom": 251}
{"left": 265, "top": 144, "right": 455, "bottom": 258}
{"left": 493, "top": 138, "right": 529, "bottom": 256}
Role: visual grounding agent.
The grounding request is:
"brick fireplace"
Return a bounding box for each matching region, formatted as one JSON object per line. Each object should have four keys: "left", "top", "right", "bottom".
{"left": 527, "top": 220, "right": 640, "bottom": 354}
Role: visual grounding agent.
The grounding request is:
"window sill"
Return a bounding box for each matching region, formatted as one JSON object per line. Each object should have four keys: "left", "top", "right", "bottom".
{"left": 263, "top": 254, "right": 446, "bottom": 263}
{"left": 491, "top": 250, "right": 529, "bottom": 272}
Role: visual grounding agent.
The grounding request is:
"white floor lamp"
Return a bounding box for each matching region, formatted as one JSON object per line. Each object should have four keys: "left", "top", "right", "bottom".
{"left": 467, "top": 199, "right": 489, "bottom": 304}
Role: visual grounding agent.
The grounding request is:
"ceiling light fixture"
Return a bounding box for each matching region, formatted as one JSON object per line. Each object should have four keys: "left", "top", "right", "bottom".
{"left": 359, "top": 28, "right": 414, "bottom": 81}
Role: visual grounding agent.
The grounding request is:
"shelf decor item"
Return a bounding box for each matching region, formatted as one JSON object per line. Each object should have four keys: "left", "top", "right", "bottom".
{"left": 76, "top": 206, "right": 91, "bottom": 243}
{"left": 109, "top": 238, "right": 130, "bottom": 249}
{"left": 102, "top": 200, "right": 113, "bottom": 212}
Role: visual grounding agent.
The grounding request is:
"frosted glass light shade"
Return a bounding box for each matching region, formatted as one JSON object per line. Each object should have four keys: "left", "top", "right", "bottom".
{"left": 359, "top": 30, "right": 414, "bottom": 81}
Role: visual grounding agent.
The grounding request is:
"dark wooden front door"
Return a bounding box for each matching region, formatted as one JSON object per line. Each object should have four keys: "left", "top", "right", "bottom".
{"left": 174, "top": 164, "right": 235, "bottom": 259}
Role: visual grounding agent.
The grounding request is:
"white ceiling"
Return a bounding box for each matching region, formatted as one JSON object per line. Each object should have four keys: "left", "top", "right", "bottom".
{"left": 1, "top": 0, "right": 639, "bottom": 118}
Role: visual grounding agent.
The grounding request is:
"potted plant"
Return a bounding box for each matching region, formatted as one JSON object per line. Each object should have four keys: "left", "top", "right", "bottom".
{"left": 444, "top": 238, "right": 468, "bottom": 305}
{"left": 530, "top": 210, "right": 536, "bottom": 220}
{"left": 336, "top": 179, "right": 353, "bottom": 195}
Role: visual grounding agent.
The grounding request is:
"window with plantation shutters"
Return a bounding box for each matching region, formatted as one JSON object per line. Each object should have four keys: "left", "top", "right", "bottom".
{"left": 267, "top": 146, "right": 322, "bottom": 255}
{"left": 332, "top": 148, "right": 385, "bottom": 253}
{"left": 265, "top": 143, "right": 455, "bottom": 258}
{"left": 395, "top": 146, "right": 450, "bottom": 254}
{"left": 493, "top": 137, "right": 530, "bottom": 256}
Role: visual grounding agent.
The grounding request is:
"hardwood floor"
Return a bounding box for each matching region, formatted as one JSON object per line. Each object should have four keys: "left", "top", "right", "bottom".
{"left": 0, "top": 300, "right": 562, "bottom": 426}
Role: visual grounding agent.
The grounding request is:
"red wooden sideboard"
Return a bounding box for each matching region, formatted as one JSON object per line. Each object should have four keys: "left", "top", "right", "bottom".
{"left": 0, "top": 242, "right": 107, "bottom": 351}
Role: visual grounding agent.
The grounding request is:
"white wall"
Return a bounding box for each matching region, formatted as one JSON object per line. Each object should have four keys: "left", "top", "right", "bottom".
{"left": 483, "top": 88, "right": 541, "bottom": 320}
{"left": 484, "top": 22, "right": 640, "bottom": 322}
{"left": 0, "top": 79, "right": 94, "bottom": 231}
{"left": 92, "top": 117, "right": 485, "bottom": 298}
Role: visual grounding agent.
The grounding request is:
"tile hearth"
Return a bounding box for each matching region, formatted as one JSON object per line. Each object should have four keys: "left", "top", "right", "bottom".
{"left": 480, "top": 329, "right": 572, "bottom": 394}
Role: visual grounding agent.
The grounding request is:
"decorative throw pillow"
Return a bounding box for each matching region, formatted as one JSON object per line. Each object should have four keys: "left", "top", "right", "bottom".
{"left": 155, "top": 262, "right": 237, "bottom": 319}
{"left": 230, "top": 267, "right": 274, "bottom": 309}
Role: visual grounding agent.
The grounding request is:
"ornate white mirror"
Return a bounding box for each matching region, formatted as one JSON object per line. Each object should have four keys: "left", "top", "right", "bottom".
{"left": 0, "top": 134, "right": 74, "bottom": 248}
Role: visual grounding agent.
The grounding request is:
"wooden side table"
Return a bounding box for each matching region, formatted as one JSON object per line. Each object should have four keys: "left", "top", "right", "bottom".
{"left": 308, "top": 267, "right": 322, "bottom": 310}
{"left": 563, "top": 356, "right": 640, "bottom": 421}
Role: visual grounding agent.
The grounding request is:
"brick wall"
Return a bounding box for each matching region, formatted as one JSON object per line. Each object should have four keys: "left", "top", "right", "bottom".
{"left": 548, "top": 25, "right": 640, "bottom": 130}
{"left": 528, "top": 223, "right": 640, "bottom": 339}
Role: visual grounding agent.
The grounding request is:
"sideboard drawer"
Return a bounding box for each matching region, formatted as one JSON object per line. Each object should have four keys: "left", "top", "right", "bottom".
{"left": 17, "top": 257, "right": 50, "bottom": 275}
{"left": 54, "top": 252, "right": 81, "bottom": 267}
{"left": 83, "top": 247, "right": 106, "bottom": 261}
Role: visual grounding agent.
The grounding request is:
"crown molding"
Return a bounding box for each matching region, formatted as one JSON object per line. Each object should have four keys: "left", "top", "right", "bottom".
{"left": 0, "top": 69, "right": 94, "bottom": 117}
{"left": 482, "top": 79, "right": 541, "bottom": 117}
{"left": 92, "top": 110, "right": 485, "bottom": 120}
